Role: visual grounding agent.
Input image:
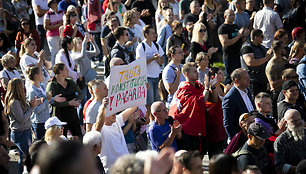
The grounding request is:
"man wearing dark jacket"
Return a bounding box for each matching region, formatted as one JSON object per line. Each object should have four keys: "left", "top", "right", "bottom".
{"left": 110, "top": 26, "right": 134, "bottom": 64}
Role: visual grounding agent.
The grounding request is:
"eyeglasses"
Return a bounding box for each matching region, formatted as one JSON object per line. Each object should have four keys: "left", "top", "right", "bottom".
{"left": 21, "top": 22, "right": 29, "bottom": 26}
{"left": 199, "top": 29, "right": 206, "bottom": 33}
{"left": 70, "top": 13, "right": 77, "bottom": 17}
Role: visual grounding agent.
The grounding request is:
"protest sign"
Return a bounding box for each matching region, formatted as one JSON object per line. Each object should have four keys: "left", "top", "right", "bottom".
{"left": 106, "top": 58, "right": 147, "bottom": 116}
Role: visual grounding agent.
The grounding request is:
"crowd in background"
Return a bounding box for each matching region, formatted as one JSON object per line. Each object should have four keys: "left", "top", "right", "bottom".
{"left": 0, "top": 0, "right": 305, "bottom": 174}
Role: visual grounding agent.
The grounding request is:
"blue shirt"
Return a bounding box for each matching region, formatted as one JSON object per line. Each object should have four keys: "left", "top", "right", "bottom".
{"left": 234, "top": 11, "right": 250, "bottom": 28}
{"left": 58, "top": 0, "right": 78, "bottom": 12}
{"left": 162, "top": 63, "right": 186, "bottom": 106}
{"left": 297, "top": 56, "right": 306, "bottom": 98}
{"left": 157, "top": 23, "right": 172, "bottom": 50}
{"left": 122, "top": 121, "right": 135, "bottom": 144}
{"left": 148, "top": 120, "right": 177, "bottom": 152}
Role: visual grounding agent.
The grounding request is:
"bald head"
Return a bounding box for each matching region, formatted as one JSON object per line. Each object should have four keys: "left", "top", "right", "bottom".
{"left": 110, "top": 58, "right": 124, "bottom": 67}
{"left": 151, "top": 101, "right": 164, "bottom": 116}
{"left": 284, "top": 109, "right": 301, "bottom": 122}
{"left": 224, "top": 9, "right": 234, "bottom": 16}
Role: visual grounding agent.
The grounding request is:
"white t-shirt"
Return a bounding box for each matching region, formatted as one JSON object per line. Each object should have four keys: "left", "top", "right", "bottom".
{"left": 98, "top": 114, "right": 129, "bottom": 172}
{"left": 0, "top": 69, "right": 21, "bottom": 80}
{"left": 134, "top": 20, "right": 145, "bottom": 41}
{"left": 32, "top": 0, "right": 49, "bottom": 25}
{"left": 20, "top": 53, "right": 50, "bottom": 89}
{"left": 170, "top": 2, "right": 179, "bottom": 17}
{"left": 136, "top": 41, "right": 164, "bottom": 78}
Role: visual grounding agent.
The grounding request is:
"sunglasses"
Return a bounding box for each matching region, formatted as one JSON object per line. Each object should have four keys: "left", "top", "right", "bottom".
{"left": 70, "top": 13, "right": 77, "bottom": 17}
{"left": 21, "top": 22, "right": 29, "bottom": 26}
{"left": 199, "top": 29, "right": 206, "bottom": 33}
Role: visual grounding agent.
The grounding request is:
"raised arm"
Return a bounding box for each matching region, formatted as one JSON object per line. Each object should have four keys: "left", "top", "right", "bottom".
{"left": 94, "top": 98, "right": 108, "bottom": 132}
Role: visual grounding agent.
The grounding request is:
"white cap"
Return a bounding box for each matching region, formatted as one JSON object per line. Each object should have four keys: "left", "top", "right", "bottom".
{"left": 45, "top": 117, "right": 67, "bottom": 130}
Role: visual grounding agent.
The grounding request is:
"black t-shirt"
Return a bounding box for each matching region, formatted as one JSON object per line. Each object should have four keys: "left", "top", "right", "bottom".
{"left": 277, "top": 100, "right": 306, "bottom": 121}
{"left": 240, "top": 41, "right": 268, "bottom": 82}
{"left": 105, "top": 32, "right": 116, "bottom": 52}
{"left": 218, "top": 23, "right": 242, "bottom": 60}
{"left": 101, "top": 26, "right": 111, "bottom": 39}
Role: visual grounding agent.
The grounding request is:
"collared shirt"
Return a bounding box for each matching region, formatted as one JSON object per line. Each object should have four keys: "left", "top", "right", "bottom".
{"left": 235, "top": 86, "right": 254, "bottom": 112}
{"left": 274, "top": 129, "right": 306, "bottom": 173}
{"left": 253, "top": 7, "right": 283, "bottom": 48}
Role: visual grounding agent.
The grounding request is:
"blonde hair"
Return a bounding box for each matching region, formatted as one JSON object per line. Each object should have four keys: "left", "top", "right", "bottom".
{"left": 19, "top": 37, "right": 35, "bottom": 58}
{"left": 1, "top": 54, "right": 15, "bottom": 66}
{"left": 72, "top": 37, "right": 82, "bottom": 52}
{"left": 4, "top": 78, "right": 27, "bottom": 115}
{"left": 123, "top": 10, "right": 134, "bottom": 27}
{"left": 191, "top": 22, "right": 208, "bottom": 43}
{"left": 182, "top": 62, "right": 196, "bottom": 75}
{"left": 45, "top": 125, "right": 61, "bottom": 142}
{"left": 157, "top": 0, "right": 170, "bottom": 13}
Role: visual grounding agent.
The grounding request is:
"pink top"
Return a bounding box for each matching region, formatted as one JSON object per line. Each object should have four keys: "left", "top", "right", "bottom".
{"left": 44, "top": 9, "right": 64, "bottom": 37}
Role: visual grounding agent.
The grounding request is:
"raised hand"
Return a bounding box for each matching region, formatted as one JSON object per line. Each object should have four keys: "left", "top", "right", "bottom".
{"left": 102, "top": 97, "right": 109, "bottom": 109}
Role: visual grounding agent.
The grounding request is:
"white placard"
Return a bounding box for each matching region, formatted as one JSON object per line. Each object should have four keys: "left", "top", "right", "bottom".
{"left": 106, "top": 58, "right": 147, "bottom": 116}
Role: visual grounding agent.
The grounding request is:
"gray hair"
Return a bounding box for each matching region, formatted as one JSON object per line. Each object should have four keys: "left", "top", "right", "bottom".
{"left": 82, "top": 131, "right": 102, "bottom": 149}
{"left": 110, "top": 154, "right": 144, "bottom": 174}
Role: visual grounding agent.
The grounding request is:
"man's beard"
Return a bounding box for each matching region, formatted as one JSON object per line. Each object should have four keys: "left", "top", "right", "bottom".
{"left": 288, "top": 122, "right": 305, "bottom": 141}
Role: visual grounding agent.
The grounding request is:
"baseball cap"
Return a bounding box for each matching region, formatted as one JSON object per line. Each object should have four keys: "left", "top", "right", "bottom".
{"left": 247, "top": 123, "right": 271, "bottom": 140}
{"left": 282, "top": 80, "right": 298, "bottom": 90}
{"left": 45, "top": 117, "right": 67, "bottom": 130}
{"left": 292, "top": 27, "right": 305, "bottom": 40}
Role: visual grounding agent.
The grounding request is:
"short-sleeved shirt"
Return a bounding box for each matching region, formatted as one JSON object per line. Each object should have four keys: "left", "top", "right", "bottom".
{"left": 148, "top": 120, "right": 177, "bottom": 152}
{"left": 85, "top": 100, "right": 102, "bottom": 124}
{"left": 162, "top": 63, "right": 186, "bottom": 105}
{"left": 218, "top": 23, "right": 242, "bottom": 60}
{"left": 100, "top": 25, "right": 111, "bottom": 39}
{"left": 32, "top": 0, "right": 49, "bottom": 25}
{"left": 98, "top": 114, "right": 129, "bottom": 172}
{"left": 179, "top": 0, "right": 191, "bottom": 16}
{"left": 44, "top": 9, "right": 64, "bottom": 37}
{"left": 253, "top": 7, "right": 283, "bottom": 48}
{"left": 58, "top": 0, "right": 78, "bottom": 12}
{"left": 234, "top": 11, "right": 250, "bottom": 28}
{"left": 136, "top": 41, "right": 164, "bottom": 78}
{"left": 0, "top": 69, "right": 21, "bottom": 80}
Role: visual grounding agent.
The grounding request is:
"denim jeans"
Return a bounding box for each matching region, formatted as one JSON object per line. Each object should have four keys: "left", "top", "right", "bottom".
{"left": 32, "top": 123, "right": 46, "bottom": 141}
{"left": 47, "top": 36, "right": 61, "bottom": 67}
{"left": 147, "top": 77, "right": 160, "bottom": 105}
{"left": 77, "top": 85, "right": 91, "bottom": 125}
{"left": 11, "top": 129, "right": 32, "bottom": 174}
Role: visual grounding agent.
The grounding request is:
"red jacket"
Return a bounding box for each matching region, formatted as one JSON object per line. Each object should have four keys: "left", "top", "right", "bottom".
{"left": 169, "top": 81, "right": 207, "bottom": 136}
{"left": 63, "top": 25, "right": 84, "bottom": 40}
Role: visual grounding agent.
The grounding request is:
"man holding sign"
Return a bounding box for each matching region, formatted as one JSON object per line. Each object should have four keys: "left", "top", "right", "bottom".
{"left": 94, "top": 97, "right": 138, "bottom": 173}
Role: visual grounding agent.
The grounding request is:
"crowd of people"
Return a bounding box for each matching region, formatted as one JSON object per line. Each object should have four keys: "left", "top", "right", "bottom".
{"left": 0, "top": 0, "right": 305, "bottom": 174}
